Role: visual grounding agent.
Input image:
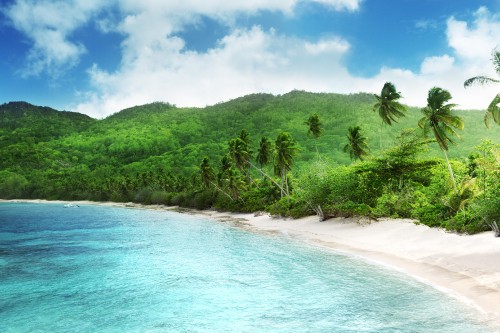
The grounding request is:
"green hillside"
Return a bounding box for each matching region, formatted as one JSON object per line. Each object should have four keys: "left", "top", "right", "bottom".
{"left": 0, "top": 91, "right": 498, "bottom": 234}
{"left": 0, "top": 101, "right": 96, "bottom": 146}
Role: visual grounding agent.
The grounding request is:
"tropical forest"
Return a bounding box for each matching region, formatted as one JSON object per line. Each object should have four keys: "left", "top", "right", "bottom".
{"left": 1, "top": 56, "right": 499, "bottom": 235}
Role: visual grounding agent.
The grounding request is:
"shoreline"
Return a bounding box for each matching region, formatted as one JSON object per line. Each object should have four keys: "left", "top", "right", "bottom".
{"left": 2, "top": 199, "right": 500, "bottom": 327}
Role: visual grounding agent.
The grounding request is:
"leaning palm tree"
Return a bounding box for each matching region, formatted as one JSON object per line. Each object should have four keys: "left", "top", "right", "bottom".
{"left": 256, "top": 136, "right": 273, "bottom": 172}
{"left": 199, "top": 157, "right": 214, "bottom": 189}
{"left": 343, "top": 126, "right": 369, "bottom": 161}
{"left": 418, "top": 87, "right": 464, "bottom": 192}
{"left": 200, "top": 157, "right": 233, "bottom": 201}
{"left": 305, "top": 113, "right": 323, "bottom": 157}
{"left": 228, "top": 130, "right": 253, "bottom": 182}
{"left": 464, "top": 48, "right": 500, "bottom": 127}
{"left": 239, "top": 129, "right": 253, "bottom": 179}
{"left": 373, "top": 82, "right": 407, "bottom": 148}
{"left": 228, "top": 138, "right": 250, "bottom": 178}
{"left": 274, "top": 132, "right": 298, "bottom": 197}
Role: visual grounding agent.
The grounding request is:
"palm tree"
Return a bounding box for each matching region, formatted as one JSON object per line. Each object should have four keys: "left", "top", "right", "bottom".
{"left": 373, "top": 82, "right": 407, "bottom": 148}
{"left": 305, "top": 113, "right": 323, "bottom": 156}
{"left": 200, "top": 156, "right": 233, "bottom": 201}
{"left": 239, "top": 129, "right": 253, "bottom": 179}
{"left": 199, "top": 157, "right": 214, "bottom": 189}
{"left": 228, "top": 138, "right": 249, "bottom": 170}
{"left": 228, "top": 130, "right": 253, "bottom": 182}
{"left": 225, "top": 167, "right": 245, "bottom": 200}
{"left": 418, "top": 87, "right": 464, "bottom": 192}
{"left": 256, "top": 136, "right": 272, "bottom": 172}
{"left": 274, "top": 132, "right": 298, "bottom": 197}
{"left": 464, "top": 48, "right": 500, "bottom": 127}
{"left": 343, "top": 126, "right": 369, "bottom": 161}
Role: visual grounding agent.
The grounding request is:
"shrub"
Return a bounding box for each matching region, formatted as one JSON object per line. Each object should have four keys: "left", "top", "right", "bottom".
{"left": 150, "top": 191, "right": 173, "bottom": 205}
{"left": 442, "top": 210, "right": 487, "bottom": 234}
{"left": 0, "top": 171, "right": 29, "bottom": 199}
{"left": 134, "top": 187, "right": 153, "bottom": 204}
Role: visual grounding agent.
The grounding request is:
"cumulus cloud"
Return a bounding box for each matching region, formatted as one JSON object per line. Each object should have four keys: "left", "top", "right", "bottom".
{"left": 364, "top": 7, "right": 500, "bottom": 110}
{"left": 4, "top": 0, "right": 498, "bottom": 117}
{"left": 312, "top": 0, "right": 361, "bottom": 11}
{"left": 75, "top": 27, "right": 352, "bottom": 118}
{"left": 447, "top": 6, "right": 500, "bottom": 61}
{"left": 4, "top": 0, "right": 361, "bottom": 80}
{"left": 5, "top": 0, "right": 107, "bottom": 77}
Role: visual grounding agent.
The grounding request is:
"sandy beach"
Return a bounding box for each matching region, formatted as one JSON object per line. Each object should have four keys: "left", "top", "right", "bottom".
{"left": 3, "top": 199, "right": 500, "bottom": 327}
{"left": 193, "top": 210, "right": 500, "bottom": 327}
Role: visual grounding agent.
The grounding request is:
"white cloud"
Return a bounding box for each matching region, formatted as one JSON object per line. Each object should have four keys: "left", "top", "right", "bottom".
{"left": 420, "top": 55, "right": 455, "bottom": 75}
{"left": 76, "top": 3, "right": 500, "bottom": 118}
{"left": 5, "top": 0, "right": 107, "bottom": 77}
{"left": 75, "top": 27, "right": 353, "bottom": 118}
{"left": 447, "top": 7, "right": 500, "bottom": 61}
{"left": 4, "top": 0, "right": 361, "bottom": 79}
{"left": 5, "top": 1, "right": 498, "bottom": 117}
{"left": 362, "top": 7, "right": 500, "bottom": 110}
{"left": 312, "top": 0, "right": 361, "bottom": 11}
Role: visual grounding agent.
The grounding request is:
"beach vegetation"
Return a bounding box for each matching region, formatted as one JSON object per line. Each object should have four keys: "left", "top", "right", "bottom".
{"left": 0, "top": 92, "right": 498, "bottom": 234}
{"left": 418, "top": 87, "right": 464, "bottom": 191}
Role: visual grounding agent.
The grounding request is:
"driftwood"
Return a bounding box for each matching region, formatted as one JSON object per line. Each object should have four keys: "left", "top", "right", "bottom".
{"left": 313, "top": 204, "right": 325, "bottom": 222}
{"left": 488, "top": 220, "right": 500, "bottom": 237}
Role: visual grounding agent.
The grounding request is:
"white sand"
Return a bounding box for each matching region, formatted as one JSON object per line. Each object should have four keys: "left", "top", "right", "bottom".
{"left": 3, "top": 199, "right": 500, "bottom": 326}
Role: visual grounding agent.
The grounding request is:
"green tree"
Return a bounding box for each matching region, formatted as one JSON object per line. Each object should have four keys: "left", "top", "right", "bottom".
{"left": 274, "top": 132, "right": 298, "bottom": 197}
{"left": 418, "top": 87, "right": 464, "bottom": 191}
{"left": 199, "top": 157, "right": 214, "bottom": 189}
{"left": 464, "top": 48, "right": 500, "bottom": 127}
{"left": 239, "top": 129, "right": 253, "bottom": 180}
{"left": 373, "top": 82, "right": 407, "bottom": 148}
{"left": 228, "top": 130, "right": 253, "bottom": 182}
{"left": 305, "top": 113, "right": 323, "bottom": 157}
{"left": 256, "top": 136, "right": 273, "bottom": 172}
{"left": 218, "top": 154, "right": 232, "bottom": 185}
{"left": 343, "top": 126, "right": 369, "bottom": 161}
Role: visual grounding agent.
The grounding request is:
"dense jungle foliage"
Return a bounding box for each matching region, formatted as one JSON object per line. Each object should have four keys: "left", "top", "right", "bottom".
{"left": 0, "top": 90, "right": 499, "bottom": 234}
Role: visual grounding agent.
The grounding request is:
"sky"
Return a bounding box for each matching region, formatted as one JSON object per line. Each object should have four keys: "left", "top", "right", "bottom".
{"left": 0, "top": 0, "right": 499, "bottom": 118}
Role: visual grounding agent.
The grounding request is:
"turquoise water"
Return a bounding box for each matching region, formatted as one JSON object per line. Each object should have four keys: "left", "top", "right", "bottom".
{"left": 0, "top": 203, "right": 496, "bottom": 332}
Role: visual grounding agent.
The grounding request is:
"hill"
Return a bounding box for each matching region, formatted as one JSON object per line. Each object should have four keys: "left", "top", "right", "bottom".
{"left": 0, "top": 91, "right": 498, "bottom": 212}
{"left": 0, "top": 101, "right": 96, "bottom": 147}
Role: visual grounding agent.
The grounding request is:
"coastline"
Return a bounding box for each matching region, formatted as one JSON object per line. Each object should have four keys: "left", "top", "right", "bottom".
{"left": 2, "top": 199, "right": 500, "bottom": 327}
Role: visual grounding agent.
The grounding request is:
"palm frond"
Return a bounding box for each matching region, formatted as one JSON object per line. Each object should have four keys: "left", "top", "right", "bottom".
{"left": 437, "top": 114, "right": 464, "bottom": 130}
{"left": 464, "top": 76, "right": 499, "bottom": 87}
{"left": 485, "top": 93, "right": 500, "bottom": 127}
{"left": 492, "top": 49, "right": 500, "bottom": 75}
{"left": 373, "top": 82, "right": 407, "bottom": 126}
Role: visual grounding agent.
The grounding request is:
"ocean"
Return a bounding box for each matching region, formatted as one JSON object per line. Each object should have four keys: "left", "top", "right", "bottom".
{"left": 0, "top": 202, "right": 496, "bottom": 332}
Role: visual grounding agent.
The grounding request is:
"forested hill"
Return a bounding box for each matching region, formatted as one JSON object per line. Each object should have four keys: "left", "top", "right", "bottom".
{"left": 0, "top": 90, "right": 498, "bottom": 208}
{"left": 0, "top": 101, "right": 96, "bottom": 146}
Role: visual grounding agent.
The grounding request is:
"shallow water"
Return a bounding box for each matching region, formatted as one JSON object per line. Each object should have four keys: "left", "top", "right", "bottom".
{"left": 0, "top": 203, "right": 496, "bottom": 332}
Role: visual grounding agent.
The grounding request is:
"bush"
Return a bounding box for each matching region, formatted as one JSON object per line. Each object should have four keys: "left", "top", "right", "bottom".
{"left": 326, "top": 201, "right": 372, "bottom": 218}
{"left": 134, "top": 187, "right": 153, "bottom": 204}
{"left": 414, "top": 204, "right": 447, "bottom": 228}
{"left": 191, "top": 191, "right": 216, "bottom": 210}
{"left": 150, "top": 191, "right": 173, "bottom": 205}
{"left": 441, "top": 210, "right": 487, "bottom": 234}
{"left": 170, "top": 192, "right": 187, "bottom": 206}
{"left": 268, "top": 196, "right": 309, "bottom": 218}
{"left": 0, "top": 171, "right": 29, "bottom": 199}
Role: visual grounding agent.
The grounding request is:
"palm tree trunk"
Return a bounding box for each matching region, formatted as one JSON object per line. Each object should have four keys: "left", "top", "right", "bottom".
{"left": 442, "top": 149, "right": 457, "bottom": 192}
{"left": 247, "top": 160, "right": 285, "bottom": 194}
{"left": 379, "top": 121, "right": 383, "bottom": 150}
{"left": 281, "top": 172, "right": 286, "bottom": 198}
{"left": 285, "top": 174, "right": 290, "bottom": 197}
{"left": 210, "top": 181, "right": 234, "bottom": 201}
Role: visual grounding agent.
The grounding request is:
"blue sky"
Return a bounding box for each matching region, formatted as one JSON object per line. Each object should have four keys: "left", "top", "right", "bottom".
{"left": 1, "top": 0, "right": 499, "bottom": 118}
